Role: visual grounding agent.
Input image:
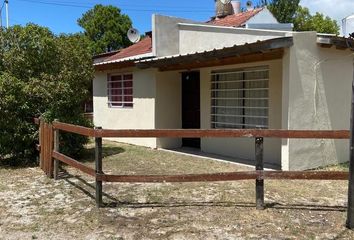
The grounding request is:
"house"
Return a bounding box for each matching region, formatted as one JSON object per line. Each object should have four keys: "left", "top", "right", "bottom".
{"left": 92, "top": 5, "right": 354, "bottom": 171}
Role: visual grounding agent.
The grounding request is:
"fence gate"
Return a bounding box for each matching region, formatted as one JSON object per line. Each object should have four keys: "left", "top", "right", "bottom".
{"left": 38, "top": 120, "right": 54, "bottom": 177}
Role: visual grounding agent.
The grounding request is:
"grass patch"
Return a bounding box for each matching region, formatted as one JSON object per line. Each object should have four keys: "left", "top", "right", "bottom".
{"left": 316, "top": 162, "right": 349, "bottom": 171}
{"left": 77, "top": 140, "right": 249, "bottom": 175}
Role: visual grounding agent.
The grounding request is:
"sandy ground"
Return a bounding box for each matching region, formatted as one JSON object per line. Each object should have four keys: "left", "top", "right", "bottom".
{"left": 0, "top": 141, "right": 353, "bottom": 239}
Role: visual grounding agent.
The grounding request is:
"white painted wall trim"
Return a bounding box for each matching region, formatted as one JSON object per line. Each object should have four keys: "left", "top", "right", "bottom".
{"left": 178, "top": 22, "right": 293, "bottom": 35}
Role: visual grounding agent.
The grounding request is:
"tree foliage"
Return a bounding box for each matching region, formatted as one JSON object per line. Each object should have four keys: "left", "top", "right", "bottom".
{"left": 268, "top": 0, "right": 300, "bottom": 23}
{"left": 78, "top": 4, "right": 132, "bottom": 55}
{"left": 0, "top": 24, "right": 93, "bottom": 166}
{"left": 293, "top": 6, "right": 339, "bottom": 34}
{"left": 264, "top": 0, "right": 339, "bottom": 34}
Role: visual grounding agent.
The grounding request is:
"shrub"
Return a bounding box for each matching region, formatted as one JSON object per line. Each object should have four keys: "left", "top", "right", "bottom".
{"left": 0, "top": 24, "right": 93, "bottom": 166}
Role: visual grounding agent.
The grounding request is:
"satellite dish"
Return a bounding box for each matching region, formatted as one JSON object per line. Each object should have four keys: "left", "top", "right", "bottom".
{"left": 219, "top": 0, "right": 231, "bottom": 4}
{"left": 246, "top": 0, "right": 253, "bottom": 10}
{"left": 127, "top": 28, "right": 141, "bottom": 43}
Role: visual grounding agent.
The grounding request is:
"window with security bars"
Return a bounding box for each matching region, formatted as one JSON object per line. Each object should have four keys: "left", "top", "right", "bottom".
{"left": 211, "top": 67, "right": 269, "bottom": 129}
{"left": 107, "top": 73, "right": 133, "bottom": 108}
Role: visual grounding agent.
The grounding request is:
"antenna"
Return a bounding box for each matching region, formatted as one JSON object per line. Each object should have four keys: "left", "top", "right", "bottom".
{"left": 127, "top": 28, "right": 141, "bottom": 44}
{"left": 5, "top": 0, "right": 8, "bottom": 28}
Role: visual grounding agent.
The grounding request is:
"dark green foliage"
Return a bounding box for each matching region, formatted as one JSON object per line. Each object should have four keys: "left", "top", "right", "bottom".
{"left": 293, "top": 6, "right": 339, "bottom": 34}
{"left": 0, "top": 24, "right": 93, "bottom": 166}
{"left": 268, "top": 0, "right": 300, "bottom": 23}
{"left": 0, "top": 74, "right": 37, "bottom": 166}
{"left": 265, "top": 0, "right": 339, "bottom": 34}
{"left": 78, "top": 4, "right": 132, "bottom": 55}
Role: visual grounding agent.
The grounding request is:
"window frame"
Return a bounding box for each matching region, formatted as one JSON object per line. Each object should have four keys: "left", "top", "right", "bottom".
{"left": 210, "top": 67, "right": 269, "bottom": 129}
{"left": 107, "top": 72, "right": 133, "bottom": 108}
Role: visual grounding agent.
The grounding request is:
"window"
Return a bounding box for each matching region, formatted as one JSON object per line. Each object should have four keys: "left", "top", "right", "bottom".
{"left": 211, "top": 67, "right": 269, "bottom": 129}
{"left": 107, "top": 73, "right": 133, "bottom": 108}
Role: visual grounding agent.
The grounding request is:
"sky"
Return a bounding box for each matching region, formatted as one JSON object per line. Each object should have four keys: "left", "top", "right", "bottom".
{"left": 0, "top": 0, "right": 353, "bottom": 35}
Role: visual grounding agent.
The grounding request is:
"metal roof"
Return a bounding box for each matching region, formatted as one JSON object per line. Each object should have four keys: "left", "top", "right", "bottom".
{"left": 136, "top": 37, "right": 294, "bottom": 70}
{"left": 317, "top": 35, "right": 354, "bottom": 50}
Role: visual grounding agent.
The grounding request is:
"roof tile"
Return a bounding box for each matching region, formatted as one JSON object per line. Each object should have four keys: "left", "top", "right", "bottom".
{"left": 105, "top": 35, "right": 152, "bottom": 62}
{"left": 208, "top": 8, "right": 263, "bottom": 27}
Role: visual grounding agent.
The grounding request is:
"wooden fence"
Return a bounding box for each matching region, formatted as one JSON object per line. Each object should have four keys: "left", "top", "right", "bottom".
{"left": 34, "top": 118, "right": 354, "bottom": 228}
{"left": 35, "top": 118, "right": 54, "bottom": 178}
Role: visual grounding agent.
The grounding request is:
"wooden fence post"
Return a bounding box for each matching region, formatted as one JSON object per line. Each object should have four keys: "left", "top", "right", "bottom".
{"left": 95, "top": 127, "right": 103, "bottom": 207}
{"left": 255, "top": 137, "right": 265, "bottom": 210}
{"left": 53, "top": 119, "right": 60, "bottom": 180}
{"left": 347, "top": 61, "right": 354, "bottom": 229}
{"left": 39, "top": 117, "right": 43, "bottom": 171}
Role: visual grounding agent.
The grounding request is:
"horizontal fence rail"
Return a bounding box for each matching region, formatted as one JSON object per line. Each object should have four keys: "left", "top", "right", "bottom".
{"left": 96, "top": 171, "right": 349, "bottom": 183}
{"left": 52, "top": 151, "right": 96, "bottom": 177}
{"left": 53, "top": 121, "right": 95, "bottom": 137}
{"left": 52, "top": 121, "right": 350, "bottom": 139}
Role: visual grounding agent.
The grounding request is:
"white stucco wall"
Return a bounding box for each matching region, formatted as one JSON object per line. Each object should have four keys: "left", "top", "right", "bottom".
{"left": 152, "top": 15, "right": 199, "bottom": 57}
{"left": 200, "top": 60, "right": 283, "bottom": 169}
{"left": 178, "top": 23, "right": 290, "bottom": 54}
{"left": 245, "top": 8, "right": 278, "bottom": 25}
{"left": 155, "top": 71, "right": 182, "bottom": 148}
{"left": 93, "top": 68, "right": 157, "bottom": 148}
{"left": 152, "top": 14, "right": 291, "bottom": 57}
{"left": 282, "top": 32, "right": 354, "bottom": 170}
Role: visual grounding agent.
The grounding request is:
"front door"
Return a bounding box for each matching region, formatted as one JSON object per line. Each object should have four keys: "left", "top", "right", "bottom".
{"left": 182, "top": 71, "right": 200, "bottom": 148}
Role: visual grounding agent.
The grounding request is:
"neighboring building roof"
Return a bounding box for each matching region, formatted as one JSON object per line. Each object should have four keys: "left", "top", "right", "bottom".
{"left": 93, "top": 50, "right": 120, "bottom": 59}
{"left": 104, "top": 35, "right": 153, "bottom": 62}
{"left": 93, "top": 50, "right": 120, "bottom": 65}
{"left": 93, "top": 35, "right": 153, "bottom": 70}
{"left": 208, "top": 8, "right": 264, "bottom": 27}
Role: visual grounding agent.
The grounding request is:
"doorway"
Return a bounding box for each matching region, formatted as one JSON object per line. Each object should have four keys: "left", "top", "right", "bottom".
{"left": 182, "top": 71, "right": 200, "bottom": 148}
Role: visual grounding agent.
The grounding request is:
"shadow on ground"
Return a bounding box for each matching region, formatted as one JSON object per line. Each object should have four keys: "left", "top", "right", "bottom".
{"left": 59, "top": 170, "right": 347, "bottom": 213}
{"left": 78, "top": 145, "right": 125, "bottom": 163}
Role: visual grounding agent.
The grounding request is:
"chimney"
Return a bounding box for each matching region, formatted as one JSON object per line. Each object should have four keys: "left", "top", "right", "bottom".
{"left": 231, "top": 1, "right": 241, "bottom": 14}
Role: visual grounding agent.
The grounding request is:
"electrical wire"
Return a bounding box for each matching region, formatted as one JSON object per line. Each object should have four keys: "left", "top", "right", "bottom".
{"left": 24, "top": 0, "right": 212, "bottom": 10}
{"left": 14, "top": 0, "right": 214, "bottom": 13}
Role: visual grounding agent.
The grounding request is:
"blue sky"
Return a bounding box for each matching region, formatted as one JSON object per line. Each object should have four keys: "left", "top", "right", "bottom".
{"left": 0, "top": 0, "right": 221, "bottom": 34}
{"left": 0, "top": 0, "right": 353, "bottom": 35}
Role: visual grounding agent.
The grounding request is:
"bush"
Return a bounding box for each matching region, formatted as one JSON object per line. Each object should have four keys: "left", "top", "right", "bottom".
{"left": 0, "top": 24, "right": 93, "bottom": 166}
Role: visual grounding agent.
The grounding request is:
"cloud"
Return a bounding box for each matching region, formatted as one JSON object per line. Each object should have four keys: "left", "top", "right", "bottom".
{"left": 300, "top": 0, "right": 354, "bottom": 24}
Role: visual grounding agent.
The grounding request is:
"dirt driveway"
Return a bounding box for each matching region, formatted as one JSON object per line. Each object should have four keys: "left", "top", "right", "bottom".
{"left": 0, "top": 141, "right": 353, "bottom": 239}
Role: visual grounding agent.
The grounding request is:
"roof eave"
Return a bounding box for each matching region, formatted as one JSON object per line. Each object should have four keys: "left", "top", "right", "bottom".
{"left": 136, "top": 37, "right": 294, "bottom": 71}
{"left": 94, "top": 53, "right": 154, "bottom": 71}
{"left": 317, "top": 36, "right": 354, "bottom": 51}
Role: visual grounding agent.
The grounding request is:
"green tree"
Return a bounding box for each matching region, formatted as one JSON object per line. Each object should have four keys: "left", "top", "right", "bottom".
{"left": 268, "top": 0, "right": 300, "bottom": 23}
{"left": 262, "top": 1, "right": 339, "bottom": 34}
{"left": 78, "top": 4, "right": 132, "bottom": 55}
{"left": 0, "top": 24, "right": 93, "bottom": 166}
{"left": 293, "top": 6, "right": 339, "bottom": 34}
